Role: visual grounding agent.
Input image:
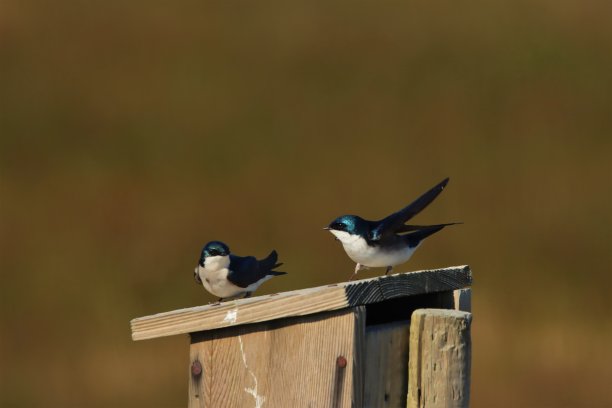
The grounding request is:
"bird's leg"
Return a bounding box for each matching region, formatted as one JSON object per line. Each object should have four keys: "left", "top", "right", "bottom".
{"left": 243, "top": 292, "right": 252, "bottom": 299}
{"left": 385, "top": 266, "right": 393, "bottom": 275}
{"left": 348, "top": 263, "right": 366, "bottom": 281}
{"left": 347, "top": 264, "right": 359, "bottom": 281}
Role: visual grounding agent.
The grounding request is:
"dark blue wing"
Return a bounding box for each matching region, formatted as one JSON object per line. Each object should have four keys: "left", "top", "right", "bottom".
{"left": 370, "top": 178, "right": 449, "bottom": 242}
{"left": 257, "top": 250, "right": 283, "bottom": 272}
{"left": 396, "top": 222, "right": 461, "bottom": 234}
{"left": 226, "top": 255, "right": 261, "bottom": 288}
{"left": 227, "top": 252, "right": 286, "bottom": 288}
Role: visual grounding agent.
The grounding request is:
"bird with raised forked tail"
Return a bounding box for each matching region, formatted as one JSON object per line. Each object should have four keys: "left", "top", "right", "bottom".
{"left": 324, "top": 178, "right": 460, "bottom": 281}
{"left": 194, "top": 241, "right": 286, "bottom": 303}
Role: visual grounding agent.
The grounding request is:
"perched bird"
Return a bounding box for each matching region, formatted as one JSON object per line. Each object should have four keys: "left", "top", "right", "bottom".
{"left": 194, "top": 241, "right": 286, "bottom": 302}
{"left": 325, "top": 178, "right": 460, "bottom": 281}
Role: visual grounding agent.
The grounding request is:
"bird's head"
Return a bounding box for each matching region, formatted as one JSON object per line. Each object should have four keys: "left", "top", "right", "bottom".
{"left": 199, "top": 241, "right": 231, "bottom": 266}
{"left": 324, "top": 215, "right": 368, "bottom": 243}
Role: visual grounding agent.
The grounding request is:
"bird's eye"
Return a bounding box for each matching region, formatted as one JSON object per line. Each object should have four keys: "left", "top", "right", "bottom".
{"left": 333, "top": 222, "right": 345, "bottom": 231}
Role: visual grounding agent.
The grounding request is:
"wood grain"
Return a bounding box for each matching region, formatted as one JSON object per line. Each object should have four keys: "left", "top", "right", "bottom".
{"left": 188, "top": 308, "right": 366, "bottom": 408}
{"left": 407, "top": 309, "right": 472, "bottom": 408}
{"left": 363, "top": 321, "right": 410, "bottom": 408}
{"left": 131, "top": 265, "right": 471, "bottom": 341}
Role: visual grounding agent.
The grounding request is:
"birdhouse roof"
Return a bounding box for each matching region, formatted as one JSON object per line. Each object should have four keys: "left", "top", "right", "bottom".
{"left": 130, "top": 265, "right": 472, "bottom": 341}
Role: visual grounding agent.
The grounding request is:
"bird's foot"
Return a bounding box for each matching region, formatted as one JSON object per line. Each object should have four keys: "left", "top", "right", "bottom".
{"left": 385, "top": 266, "right": 393, "bottom": 275}
{"left": 243, "top": 292, "right": 252, "bottom": 299}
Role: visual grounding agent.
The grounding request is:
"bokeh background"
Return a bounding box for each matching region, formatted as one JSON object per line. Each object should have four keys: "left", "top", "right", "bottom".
{"left": 1, "top": 0, "right": 611, "bottom": 406}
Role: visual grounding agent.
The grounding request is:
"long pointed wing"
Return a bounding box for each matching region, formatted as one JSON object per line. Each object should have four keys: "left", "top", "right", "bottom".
{"left": 370, "top": 178, "right": 450, "bottom": 241}
{"left": 396, "top": 222, "right": 461, "bottom": 234}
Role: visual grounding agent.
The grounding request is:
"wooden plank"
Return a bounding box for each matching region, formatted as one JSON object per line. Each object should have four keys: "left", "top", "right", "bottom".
{"left": 363, "top": 321, "right": 410, "bottom": 408}
{"left": 188, "top": 307, "right": 366, "bottom": 408}
{"left": 131, "top": 265, "right": 471, "bottom": 340}
{"left": 407, "top": 309, "right": 472, "bottom": 408}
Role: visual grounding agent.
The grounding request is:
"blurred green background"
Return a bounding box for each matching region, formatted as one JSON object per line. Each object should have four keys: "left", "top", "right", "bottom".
{"left": 1, "top": 0, "right": 610, "bottom": 406}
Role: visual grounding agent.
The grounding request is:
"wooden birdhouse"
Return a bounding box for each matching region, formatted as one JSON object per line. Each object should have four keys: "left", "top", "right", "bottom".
{"left": 131, "top": 265, "right": 473, "bottom": 408}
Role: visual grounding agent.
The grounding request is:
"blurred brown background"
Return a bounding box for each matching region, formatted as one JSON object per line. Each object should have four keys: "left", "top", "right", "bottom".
{"left": 1, "top": 0, "right": 611, "bottom": 406}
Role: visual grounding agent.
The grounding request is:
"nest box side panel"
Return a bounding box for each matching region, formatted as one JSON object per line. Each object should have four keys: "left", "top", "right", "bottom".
{"left": 189, "top": 307, "right": 366, "bottom": 408}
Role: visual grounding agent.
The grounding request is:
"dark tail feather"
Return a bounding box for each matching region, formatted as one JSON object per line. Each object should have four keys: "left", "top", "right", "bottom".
{"left": 267, "top": 270, "right": 287, "bottom": 276}
{"left": 268, "top": 260, "right": 287, "bottom": 276}
{"left": 404, "top": 223, "right": 459, "bottom": 247}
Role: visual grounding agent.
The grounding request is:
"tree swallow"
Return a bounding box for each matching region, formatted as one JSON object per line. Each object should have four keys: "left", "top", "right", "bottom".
{"left": 324, "top": 178, "right": 460, "bottom": 280}
{"left": 194, "top": 241, "right": 286, "bottom": 302}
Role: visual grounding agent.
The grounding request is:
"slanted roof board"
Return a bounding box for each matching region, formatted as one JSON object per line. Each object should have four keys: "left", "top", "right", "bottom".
{"left": 130, "top": 265, "right": 472, "bottom": 341}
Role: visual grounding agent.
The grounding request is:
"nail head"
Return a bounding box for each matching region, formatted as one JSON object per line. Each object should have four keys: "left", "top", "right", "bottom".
{"left": 191, "top": 360, "right": 202, "bottom": 377}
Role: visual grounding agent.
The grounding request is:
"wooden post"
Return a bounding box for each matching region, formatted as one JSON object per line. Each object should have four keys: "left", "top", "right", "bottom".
{"left": 407, "top": 309, "right": 472, "bottom": 408}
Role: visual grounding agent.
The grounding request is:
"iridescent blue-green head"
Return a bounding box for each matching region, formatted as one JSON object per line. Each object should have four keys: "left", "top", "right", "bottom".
{"left": 324, "top": 215, "right": 369, "bottom": 238}
{"left": 199, "top": 241, "right": 230, "bottom": 266}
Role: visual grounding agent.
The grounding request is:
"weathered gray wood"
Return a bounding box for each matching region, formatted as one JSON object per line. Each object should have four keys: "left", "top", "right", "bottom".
{"left": 363, "top": 321, "right": 410, "bottom": 407}
{"left": 407, "top": 309, "right": 472, "bottom": 408}
{"left": 188, "top": 307, "right": 366, "bottom": 408}
{"left": 131, "top": 265, "right": 471, "bottom": 341}
{"left": 453, "top": 288, "right": 471, "bottom": 312}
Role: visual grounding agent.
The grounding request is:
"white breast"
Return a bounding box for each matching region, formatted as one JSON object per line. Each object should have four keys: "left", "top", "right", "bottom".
{"left": 195, "top": 255, "right": 241, "bottom": 298}
{"left": 196, "top": 265, "right": 244, "bottom": 298}
{"left": 204, "top": 255, "right": 230, "bottom": 270}
{"left": 331, "top": 230, "right": 418, "bottom": 268}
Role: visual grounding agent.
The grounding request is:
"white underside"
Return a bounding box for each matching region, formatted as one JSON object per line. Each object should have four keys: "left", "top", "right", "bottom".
{"left": 195, "top": 255, "right": 272, "bottom": 298}
{"left": 330, "top": 230, "right": 418, "bottom": 268}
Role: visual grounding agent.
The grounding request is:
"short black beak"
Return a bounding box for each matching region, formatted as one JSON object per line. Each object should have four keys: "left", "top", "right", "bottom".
{"left": 323, "top": 226, "right": 331, "bottom": 230}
